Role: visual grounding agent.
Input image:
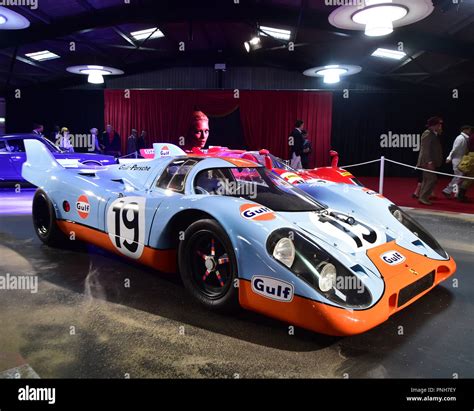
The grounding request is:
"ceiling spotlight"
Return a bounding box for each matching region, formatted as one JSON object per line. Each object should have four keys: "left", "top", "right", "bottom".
{"left": 0, "top": 6, "right": 30, "bottom": 30}
{"left": 259, "top": 25, "right": 291, "bottom": 41}
{"left": 303, "top": 64, "right": 362, "bottom": 85}
{"left": 352, "top": 0, "right": 408, "bottom": 37}
{"left": 244, "top": 36, "right": 261, "bottom": 53}
{"left": 66, "top": 65, "right": 124, "bottom": 84}
{"left": 372, "top": 47, "right": 406, "bottom": 60}
{"left": 328, "top": 0, "right": 434, "bottom": 37}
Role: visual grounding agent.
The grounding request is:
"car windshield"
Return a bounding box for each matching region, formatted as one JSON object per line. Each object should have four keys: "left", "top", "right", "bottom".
{"left": 193, "top": 167, "right": 325, "bottom": 212}
{"left": 39, "top": 137, "right": 62, "bottom": 153}
{"left": 248, "top": 152, "right": 294, "bottom": 171}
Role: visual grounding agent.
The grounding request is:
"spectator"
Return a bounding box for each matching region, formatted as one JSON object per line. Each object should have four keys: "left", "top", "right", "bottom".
{"left": 102, "top": 124, "right": 121, "bottom": 157}
{"left": 137, "top": 130, "right": 147, "bottom": 153}
{"left": 49, "top": 125, "right": 60, "bottom": 144}
{"left": 127, "top": 129, "right": 138, "bottom": 158}
{"left": 90, "top": 128, "right": 101, "bottom": 153}
{"left": 289, "top": 120, "right": 304, "bottom": 169}
{"left": 32, "top": 123, "right": 44, "bottom": 137}
{"left": 301, "top": 129, "right": 312, "bottom": 169}
{"left": 183, "top": 111, "right": 209, "bottom": 152}
{"left": 442, "top": 125, "right": 472, "bottom": 198}
{"left": 58, "top": 127, "right": 74, "bottom": 153}
{"left": 416, "top": 116, "right": 444, "bottom": 205}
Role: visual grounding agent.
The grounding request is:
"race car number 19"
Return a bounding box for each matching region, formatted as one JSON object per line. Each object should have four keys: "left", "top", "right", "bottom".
{"left": 107, "top": 196, "right": 146, "bottom": 259}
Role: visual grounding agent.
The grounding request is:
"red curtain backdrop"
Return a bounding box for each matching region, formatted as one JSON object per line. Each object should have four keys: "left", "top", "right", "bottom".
{"left": 104, "top": 89, "right": 332, "bottom": 166}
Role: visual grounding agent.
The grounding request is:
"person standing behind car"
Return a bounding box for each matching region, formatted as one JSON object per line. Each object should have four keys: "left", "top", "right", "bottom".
{"left": 442, "top": 125, "right": 472, "bottom": 198}
{"left": 90, "top": 128, "right": 101, "bottom": 153}
{"left": 102, "top": 124, "right": 121, "bottom": 157}
{"left": 416, "top": 116, "right": 444, "bottom": 205}
{"left": 301, "top": 130, "right": 312, "bottom": 169}
{"left": 127, "top": 129, "right": 138, "bottom": 158}
{"left": 289, "top": 120, "right": 304, "bottom": 169}
{"left": 58, "top": 127, "right": 74, "bottom": 153}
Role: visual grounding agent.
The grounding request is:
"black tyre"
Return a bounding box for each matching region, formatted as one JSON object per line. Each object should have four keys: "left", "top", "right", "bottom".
{"left": 32, "top": 189, "right": 69, "bottom": 246}
{"left": 178, "top": 219, "right": 239, "bottom": 312}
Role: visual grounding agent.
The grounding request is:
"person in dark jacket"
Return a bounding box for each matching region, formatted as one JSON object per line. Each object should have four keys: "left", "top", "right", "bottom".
{"left": 416, "top": 116, "right": 444, "bottom": 205}
{"left": 289, "top": 120, "right": 304, "bottom": 169}
{"left": 301, "top": 129, "right": 312, "bottom": 169}
{"left": 102, "top": 124, "right": 121, "bottom": 157}
{"left": 126, "top": 129, "right": 138, "bottom": 158}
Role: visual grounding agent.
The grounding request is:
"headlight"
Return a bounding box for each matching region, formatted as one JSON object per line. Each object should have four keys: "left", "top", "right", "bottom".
{"left": 267, "top": 229, "right": 372, "bottom": 308}
{"left": 273, "top": 237, "right": 295, "bottom": 268}
{"left": 318, "top": 262, "right": 337, "bottom": 292}
{"left": 389, "top": 205, "right": 448, "bottom": 259}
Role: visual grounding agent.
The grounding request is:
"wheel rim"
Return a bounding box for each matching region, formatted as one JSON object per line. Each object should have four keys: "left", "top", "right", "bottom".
{"left": 188, "top": 230, "right": 233, "bottom": 299}
{"left": 33, "top": 195, "right": 51, "bottom": 237}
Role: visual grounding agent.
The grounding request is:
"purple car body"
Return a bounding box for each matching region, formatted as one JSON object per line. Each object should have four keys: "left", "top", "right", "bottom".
{"left": 0, "top": 134, "right": 116, "bottom": 184}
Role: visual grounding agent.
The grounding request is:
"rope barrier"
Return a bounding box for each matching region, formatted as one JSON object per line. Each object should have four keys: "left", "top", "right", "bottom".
{"left": 340, "top": 157, "right": 474, "bottom": 180}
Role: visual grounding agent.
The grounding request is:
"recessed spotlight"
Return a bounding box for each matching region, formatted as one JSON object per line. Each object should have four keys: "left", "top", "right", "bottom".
{"left": 0, "top": 117, "right": 5, "bottom": 124}
{"left": 130, "top": 27, "right": 164, "bottom": 41}
{"left": 303, "top": 64, "right": 362, "bottom": 84}
{"left": 244, "top": 36, "right": 261, "bottom": 53}
{"left": 259, "top": 25, "right": 291, "bottom": 41}
{"left": 328, "top": 0, "right": 434, "bottom": 37}
{"left": 372, "top": 47, "right": 406, "bottom": 60}
{"left": 67, "top": 65, "right": 124, "bottom": 84}
{"left": 0, "top": 6, "right": 30, "bottom": 30}
{"left": 25, "top": 50, "right": 60, "bottom": 61}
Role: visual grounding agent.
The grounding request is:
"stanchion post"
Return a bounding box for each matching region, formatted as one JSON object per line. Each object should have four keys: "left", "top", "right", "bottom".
{"left": 379, "top": 156, "right": 385, "bottom": 195}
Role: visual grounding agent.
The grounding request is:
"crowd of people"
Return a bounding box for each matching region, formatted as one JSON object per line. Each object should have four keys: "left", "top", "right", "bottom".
{"left": 414, "top": 116, "right": 474, "bottom": 204}
{"left": 32, "top": 123, "right": 148, "bottom": 158}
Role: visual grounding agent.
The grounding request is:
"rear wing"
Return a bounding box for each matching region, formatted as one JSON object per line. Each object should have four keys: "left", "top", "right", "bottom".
{"left": 22, "top": 139, "right": 64, "bottom": 187}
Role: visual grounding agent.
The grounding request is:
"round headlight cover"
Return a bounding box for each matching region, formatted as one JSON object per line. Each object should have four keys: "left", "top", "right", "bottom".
{"left": 318, "top": 262, "right": 337, "bottom": 292}
{"left": 273, "top": 237, "right": 295, "bottom": 268}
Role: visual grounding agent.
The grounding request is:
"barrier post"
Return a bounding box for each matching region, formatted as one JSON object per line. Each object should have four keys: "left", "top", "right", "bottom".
{"left": 379, "top": 156, "right": 385, "bottom": 195}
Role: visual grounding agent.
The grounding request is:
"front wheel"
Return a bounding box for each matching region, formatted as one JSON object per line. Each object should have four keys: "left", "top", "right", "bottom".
{"left": 32, "top": 189, "right": 69, "bottom": 247}
{"left": 178, "top": 219, "right": 239, "bottom": 312}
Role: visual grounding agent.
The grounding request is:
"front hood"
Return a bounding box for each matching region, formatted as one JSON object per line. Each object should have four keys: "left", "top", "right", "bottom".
{"left": 279, "top": 209, "right": 389, "bottom": 256}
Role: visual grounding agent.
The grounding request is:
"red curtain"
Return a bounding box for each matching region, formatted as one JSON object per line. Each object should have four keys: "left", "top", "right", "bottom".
{"left": 104, "top": 89, "right": 332, "bottom": 166}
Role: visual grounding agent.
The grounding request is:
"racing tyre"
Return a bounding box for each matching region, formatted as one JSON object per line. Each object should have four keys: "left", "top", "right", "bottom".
{"left": 32, "top": 189, "right": 69, "bottom": 247}
{"left": 178, "top": 219, "right": 239, "bottom": 312}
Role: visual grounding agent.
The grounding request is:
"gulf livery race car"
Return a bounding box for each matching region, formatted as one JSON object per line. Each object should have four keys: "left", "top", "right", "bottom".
{"left": 140, "top": 145, "right": 362, "bottom": 186}
{"left": 0, "top": 134, "right": 116, "bottom": 184}
{"left": 23, "top": 140, "right": 456, "bottom": 336}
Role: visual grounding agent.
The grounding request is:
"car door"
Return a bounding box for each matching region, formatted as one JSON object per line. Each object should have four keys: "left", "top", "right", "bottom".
{"left": 4, "top": 139, "right": 26, "bottom": 180}
{"left": 0, "top": 140, "right": 19, "bottom": 181}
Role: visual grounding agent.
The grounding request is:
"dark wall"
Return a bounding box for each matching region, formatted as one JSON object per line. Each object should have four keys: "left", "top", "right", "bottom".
{"left": 6, "top": 90, "right": 104, "bottom": 141}
{"left": 331, "top": 91, "right": 474, "bottom": 177}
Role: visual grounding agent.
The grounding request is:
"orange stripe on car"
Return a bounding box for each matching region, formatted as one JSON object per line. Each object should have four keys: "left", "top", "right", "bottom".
{"left": 57, "top": 220, "right": 177, "bottom": 273}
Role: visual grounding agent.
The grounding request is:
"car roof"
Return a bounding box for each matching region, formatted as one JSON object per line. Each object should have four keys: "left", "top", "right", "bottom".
{"left": 0, "top": 134, "right": 41, "bottom": 140}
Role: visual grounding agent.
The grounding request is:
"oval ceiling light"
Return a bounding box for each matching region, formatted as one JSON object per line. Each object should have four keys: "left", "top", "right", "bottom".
{"left": 328, "top": 0, "right": 434, "bottom": 37}
{"left": 303, "top": 65, "right": 361, "bottom": 84}
{"left": 66, "top": 65, "right": 124, "bottom": 84}
{"left": 0, "top": 6, "right": 30, "bottom": 30}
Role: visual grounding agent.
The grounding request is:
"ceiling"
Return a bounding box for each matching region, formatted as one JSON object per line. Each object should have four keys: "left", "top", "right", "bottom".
{"left": 1, "top": 0, "right": 474, "bottom": 91}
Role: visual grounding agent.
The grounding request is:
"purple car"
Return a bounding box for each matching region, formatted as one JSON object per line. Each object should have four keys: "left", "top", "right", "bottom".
{"left": 0, "top": 134, "right": 116, "bottom": 185}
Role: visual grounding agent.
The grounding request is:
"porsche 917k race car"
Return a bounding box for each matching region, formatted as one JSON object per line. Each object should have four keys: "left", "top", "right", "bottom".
{"left": 23, "top": 139, "right": 456, "bottom": 336}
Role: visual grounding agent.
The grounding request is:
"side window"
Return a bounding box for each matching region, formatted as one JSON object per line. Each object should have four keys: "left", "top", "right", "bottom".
{"left": 156, "top": 159, "right": 198, "bottom": 193}
{"left": 0, "top": 141, "right": 7, "bottom": 152}
{"left": 6, "top": 139, "right": 25, "bottom": 152}
{"left": 194, "top": 169, "right": 229, "bottom": 195}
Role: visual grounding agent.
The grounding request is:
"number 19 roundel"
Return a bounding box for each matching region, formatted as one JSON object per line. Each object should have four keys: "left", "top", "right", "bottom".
{"left": 107, "top": 196, "right": 146, "bottom": 259}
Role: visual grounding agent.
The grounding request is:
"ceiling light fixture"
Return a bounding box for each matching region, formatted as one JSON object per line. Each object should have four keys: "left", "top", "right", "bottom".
{"left": 0, "top": 6, "right": 30, "bottom": 30}
{"left": 25, "top": 50, "right": 60, "bottom": 61}
{"left": 66, "top": 65, "right": 124, "bottom": 85}
{"left": 328, "top": 0, "right": 434, "bottom": 37}
{"left": 244, "top": 36, "right": 261, "bottom": 53}
{"left": 259, "top": 25, "right": 292, "bottom": 41}
{"left": 130, "top": 27, "right": 164, "bottom": 41}
{"left": 371, "top": 47, "right": 406, "bottom": 60}
{"left": 303, "top": 64, "right": 362, "bottom": 85}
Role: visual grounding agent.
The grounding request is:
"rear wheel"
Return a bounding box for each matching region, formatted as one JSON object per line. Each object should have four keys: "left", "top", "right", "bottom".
{"left": 32, "top": 189, "right": 69, "bottom": 247}
{"left": 178, "top": 219, "right": 239, "bottom": 312}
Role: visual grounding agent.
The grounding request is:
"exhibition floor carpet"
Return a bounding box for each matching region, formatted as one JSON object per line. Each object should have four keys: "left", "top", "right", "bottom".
{"left": 358, "top": 176, "right": 474, "bottom": 215}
